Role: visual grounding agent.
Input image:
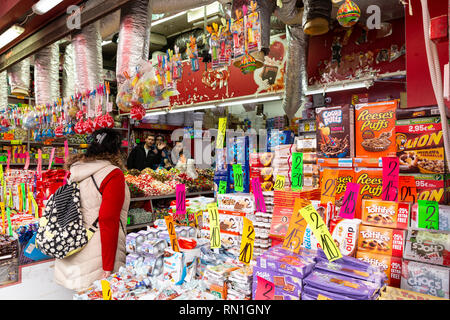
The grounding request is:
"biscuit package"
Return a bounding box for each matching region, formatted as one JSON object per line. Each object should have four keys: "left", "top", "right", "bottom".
{"left": 356, "top": 251, "right": 402, "bottom": 288}
{"left": 316, "top": 104, "right": 354, "bottom": 159}
{"left": 361, "top": 199, "right": 410, "bottom": 230}
{"left": 329, "top": 218, "right": 362, "bottom": 257}
{"left": 217, "top": 193, "right": 255, "bottom": 213}
{"left": 354, "top": 100, "right": 397, "bottom": 166}
{"left": 357, "top": 225, "right": 405, "bottom": 258}
{"left": 401, "top": 259, "right": 450, "bottom": 299}
{"left": 378, "top": 285, "right": 447, "bottom": 300}
{"left": 396, "top": 117, "right": 447, "bottom": 174}
{"left": 402, "top": 229, "right": 450, "bottom": 267}
{"left": 252, "top": 265, "right": 303, "bottom": 299}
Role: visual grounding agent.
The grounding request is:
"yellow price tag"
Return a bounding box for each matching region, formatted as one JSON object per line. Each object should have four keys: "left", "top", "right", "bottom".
{"left": 0, "top": 202, "right": 5, "bottom": 234}
{"left": 300, "top": 204, "right": 342, "bottom": 262}
{"left": 10, "top": 140, "right": 22, "bottom": 145}
{"left": 320, "top": 169, "right": 339, "bottom": 205}
{"left": 207, "top": 203, "right": 221, "bottom": 249}
{"left": 164, "top": 215, "right": 180, "bottom": 252}
{"left": 282, "top": 198, "right": 309, "bottom": 253}
{"left": 42, "top": 154, "right": 49, "bottom": 160}
{"left": 101, "top": 280, "right": 112, "bottom": 300}
{"left": 0, "top": 164, "right": 3, "bottom": 184}
{"left": 80, "top": 144, "right": 89, "bottom": 148}
{"left": 216, "top": 117, "right": 227, "bottom": 149}
{"left": 194, "top": 211, "right": 203, "bottom": 229}
{"left": 239, "top": 217, "right": 255, "bottom": 264}
{"left": 273, "top": 175, "right": 286, "bottom": 191}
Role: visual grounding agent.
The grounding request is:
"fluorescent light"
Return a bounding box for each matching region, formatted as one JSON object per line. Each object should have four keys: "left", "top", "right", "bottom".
{"left": 143, "top": 110, "right": 168, "bottom": 117}
{"left": 32, "top": 0, "right": 63, "bottom": 15}
{"left": 101, "top": 40, "right": 112, "bottom": 46}
{"left": 305, "top": 81, "right": 373, "bottom": 95}
{"left": 0, "top": 25, "right": 25, "bottom": 49}
{"left": 168, "top": 105, "right": 216, "bottom": 113}
{"left": 152, "top": 11, "right": 187, "bottom": 26}
{"left": 217, "top": 95, "right": 282, "bottom": 107}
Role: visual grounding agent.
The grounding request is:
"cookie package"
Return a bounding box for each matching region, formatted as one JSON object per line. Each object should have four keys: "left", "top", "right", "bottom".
{"left": 361, "top": 199, "right": 410, "bottom": 230}
{"left": 316, "top": 104, "right": 355, "bottom": 159}
{"left": 357, "top": 225, "right": 406, "bottom": 258}
{"left": 356, "top": 251, "right": 402, "bottom": 288}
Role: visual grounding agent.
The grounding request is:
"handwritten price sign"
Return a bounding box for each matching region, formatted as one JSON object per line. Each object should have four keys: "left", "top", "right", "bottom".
{"left": 176, "top": 184, "right": 186, "bottom": 216}
{"left": 339, "top": 182, "right": 360, "bottom": 219}
{"left": 164, "top": 215, "right": 180, "bottom": 252}
{"left": 239, "top": 217, "right": 255, "bottom": 265}
{"left": 301, "top": 204, "right": 342, "bottom": 262}
{"left": 418, "top": 200, "right": 439, "bottom": 230}
{"left": 101, "top": 280, "right": 112, "bottom": 300}
{"left": 251, "top": 178, "right": 266, "bottom": 213}
{"left": 291, "top": 153, "right": 303, "bottom": 191}
{"left": 233, "top": 164, "right": 244, "bottom": 192}
{"left": 255, "top": 276, "right": 275, "bottom": 300}
{"left": 320, "top": 169, "right": 339, "bottom": 205}
{"left": 282, "top": 198, "right": 309, "bottom": 253}
{"left": 208, "top": 203, "right": 221, "bottom": 249}
{"left": 273, "top": 175, "right": 285, "bottom": 191}
{"left": 399, "top": 176, "right": 417, "bottom": 203}
{"left": 218, "top": 180, "right": 227, "bottom": 194}
{"left": 382, "top": 157, "right": 399, "bottom": 202}
{"left": 216, "top": 117, "right": 227, "bottom": 149}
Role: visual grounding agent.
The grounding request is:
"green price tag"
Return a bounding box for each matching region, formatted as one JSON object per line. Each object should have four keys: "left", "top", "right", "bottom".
{"left": 418, "top": 200, "right": 439, "bottom": 230}
{"left": 0, "top": 156, "right": 7, "bottom": 162}
{"left": 233, "top": 164, "right": 244, "bottom": 192}
{"left": 10, "top": 140, "right": 22, "bottom": 145}
{"left": 136, "top": 139, "right": 140, "bottom": 144}
{"left": 218, "top": 180, "right": 227, "bottom": 194}
{"left": 291, "top": 152, "right": 303, "bottom": 191}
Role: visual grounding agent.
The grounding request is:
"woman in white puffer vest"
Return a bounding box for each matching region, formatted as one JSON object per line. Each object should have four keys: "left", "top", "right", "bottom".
{"left": 54, "top": 128, "right": 130, "bottom": 291}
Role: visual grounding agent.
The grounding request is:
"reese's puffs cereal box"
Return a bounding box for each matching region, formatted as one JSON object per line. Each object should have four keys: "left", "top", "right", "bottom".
{"left": 354, "top": 101, "right": 397, "bottom": 166}
{"left": 319, "top": 167, "right": 355, "bottom": 217}
{"left": 354, "top": 168, "right": 383, "bottom": 219}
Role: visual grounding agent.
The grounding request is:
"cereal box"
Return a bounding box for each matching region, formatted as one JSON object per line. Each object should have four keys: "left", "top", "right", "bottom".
{"left": 396, "top": 117, "right": 446, "bottom": 174}
{"left": 316, "top": 105, "right": 355, "bottom": 159}
{"left": 401, "top": 259, "right": 450, "bottom": 299}
{"left": 357, "top": 225, "right": 406, "bottom": 258}
{"left": 405, "top": 173, "right": 448, "bottom": 204}
{"left": 361, "top": 199, "right": 410, "bottom": 230}
{"left": 355, "top": 100, "right": 397, "bottom": 165}
{"left": 320, "top": 167, "right": 355, "bottom": 217}
{"left": 356, "top": 251, "right": 402, "bottom": 288}
{"left": 354, "top": 168, "right": 383, "bottom": 219}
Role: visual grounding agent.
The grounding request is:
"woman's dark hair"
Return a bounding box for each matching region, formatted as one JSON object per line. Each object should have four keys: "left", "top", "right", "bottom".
{"left": 65, "top": 128, "right": 125, "bottom": 170}
{"left": 155, "top": 134, "right": 164, "bottom": 141}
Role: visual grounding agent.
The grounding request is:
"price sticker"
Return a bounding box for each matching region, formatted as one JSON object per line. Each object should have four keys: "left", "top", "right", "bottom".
{"left": 255, "top": 276, "right": 275, "bottom": 300}
{"left": 338, "top": 182, "right": 360, "bottom": 219}
{"left": 10, "top": 140, "right": 21, "bottom": 145}
{"left": 291, "top": 152, "right": 303, "bottom": 191}
{"left": 301, "top": 204, "right": 342, "bottom": 262}
{"left": 251, "top": 178, "right": 266, "bottom": 213}
{"left": 0, "top": 156, "right": 6, "bottom": 163}
{"left": 0, "top": 202, "right": 5, "bottom": 234}
{"left": 42, "top": 154, "right": 49, "bottom": 160}
{"left": 399, "top": 176, "right": 417, "bottom": 203}
{"left": 175, "top": 184, "right": 186, "bottom": 217}
{"left": 382, "top": 157, "right": 399, "bottom": 202}
{"left": 233, "top": 164, "right": 244, "bottom": 192}
{"left": 320, "top": 169, "right": 339, "bottom": 205}
{"left": 282, "top": 198, "right": 309, "bottom": 252}
{"left": 101, "top": 280, "right": 112, "bottom": 300}
{"left": 239, "top": 217, "right": 255, "bottom": 265}
{"left": 164, "top": 215, "right": 180, "bottom": 252}
{"left": 418, "top": 200, "right": 439, "bottom": 230}
{"left": 24, "top": 152, "right": 30, "bottom": 170}
{"left": 208, "top": 203, "right": 221, "bottom": 249}
{"left": 273, "top": 175, "right": 285, "bottom": 191}
{"left": 218, "top": 180, "right": 227, "bottom": 194}
{"left": 216, "top": 117, "right": 227, "bottom": 149}
{"left": 6, "top": 207, "right": 12, "bottom": 236}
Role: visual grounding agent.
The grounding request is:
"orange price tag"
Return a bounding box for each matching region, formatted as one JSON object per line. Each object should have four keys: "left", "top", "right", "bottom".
{"left": 282, "top": 198, "right": 309, "bottom": 253}
{"left": 164, "top": 215, "right": 180, "bottom": 252}
{"left": 320, "top": 169, "right": 339, "bottom": 205}
{"left": 399, "top": 176, "right": 417, "bottom": 203}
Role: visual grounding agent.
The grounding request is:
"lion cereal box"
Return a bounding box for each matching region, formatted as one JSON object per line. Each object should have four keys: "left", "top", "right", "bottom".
{"left": 405, "top": 173, "right": 448, "bottom": 205}
{"left": 396, "top": 117, "right": 446, "bottom": 174}
{"left": 316, "top": 105, "right": 354, "bottom": 159}
{"left": 356, "top": 251, "right": 402, "bottom": 287}
{"left": 355, "top": 101, "right": 397, "bottom": 166}
{"left": 361, "top": 199, "right": 410, "bottom": 230}
{"left": 357, "top": 225, "right": 405, "bottom": 258}
{"left": 354, "top": 168, "right": 383, "bottom": 219}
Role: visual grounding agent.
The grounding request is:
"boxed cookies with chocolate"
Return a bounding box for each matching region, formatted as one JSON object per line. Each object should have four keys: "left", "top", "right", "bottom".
{"left": 252, "top": 265, "right": 303, "bottom": 299}
{"left": 217, "top": 193, "right": 255, "bottom": 213}
{"left": 357, "top": 225, "right": 405, "bottom": 258}
{"left": 315, "top": 259, "right": 386, "bottom": 285}
{"left": 361, "top": 199, "right": 410, "bottom": 230}
{"left": 356, "top": 251, "right": 402, "bottom": 288}
{"left": 401, "top": 259, "right": 450, "bottom": 299}
{"left": 379, "top": 285, "right": 447, "bottom": 300}
{"left": 354, "top": 100, "right": 397, "bottom": 165}
{"left": 316, "top": 105, "right": 354, "bottom": 158}
{"left": 396, "top": 117, "right": 446, "bottom": 174}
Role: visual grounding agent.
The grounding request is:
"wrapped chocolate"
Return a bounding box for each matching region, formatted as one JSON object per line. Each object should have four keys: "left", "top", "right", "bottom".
{"left": 315, "top": 260, "right": 387, "bottom": 285}
{"left": 302, "top": 284, "right": 355, "bottom": 300}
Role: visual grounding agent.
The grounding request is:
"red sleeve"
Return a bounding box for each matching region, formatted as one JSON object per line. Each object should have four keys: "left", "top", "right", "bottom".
{"left": 98, "top": 168, "right": 125, "bottom": 271}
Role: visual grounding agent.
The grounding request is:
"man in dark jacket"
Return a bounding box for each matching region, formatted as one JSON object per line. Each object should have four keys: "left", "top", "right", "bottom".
{"left": 127, "top": 134, "right": 166, "bottom": 170}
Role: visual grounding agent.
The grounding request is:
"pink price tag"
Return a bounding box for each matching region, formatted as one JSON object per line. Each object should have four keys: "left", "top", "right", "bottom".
{"left": 48, "top": 148, "right": 56, "bottom": 170}
{"left": 255, "top": 276, "right": 274, "bottom": 300}
{"left": 382, "top": 157, "right": 399, "bottom": 202}
{"left": 24, "top": 152, "right": 30, "bottom": 170}
{"left": 64, "top": 140, "right": 69, "bottom": 161}
{"left": 37, "top": 149, "right": 42, "bottom": 178}
{"left": 251, "top": 178, "right": 266, "bottom": 213}
{"left": 338, "top": 182, "right": 360, "bottom": 219}
{"left": 175, "top": 184, "right": 186, "bottom": 217}
{"left": 6, "top": 150, "right": 10, "bottom": 171}
{"left": 63, "top": 171, "right": 70, "bottom": 185}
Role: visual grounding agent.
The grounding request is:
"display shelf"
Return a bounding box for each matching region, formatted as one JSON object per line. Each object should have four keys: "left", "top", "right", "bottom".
{"left": 126, "top": 222, "right": 153, "bottom": 231}
{"left": 130, "top": 190, "right": 214, "bottom": 202}
{"left": 132, "top": 123, "right": 182, "bottom": 131}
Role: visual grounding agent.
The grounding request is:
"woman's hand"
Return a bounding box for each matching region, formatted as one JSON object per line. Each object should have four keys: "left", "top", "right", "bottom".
{"left": 102, "top": 270, "right": 112, "bottom": 279}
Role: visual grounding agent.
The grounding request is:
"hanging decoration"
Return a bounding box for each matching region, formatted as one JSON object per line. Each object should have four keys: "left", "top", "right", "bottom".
{"left": 336, "top": 0, "right": 361, "bottom": 28}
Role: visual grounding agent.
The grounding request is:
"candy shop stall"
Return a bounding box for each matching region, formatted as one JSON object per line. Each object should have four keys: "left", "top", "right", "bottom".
{"left": 0, "top": 0, "right": 449, "bottom": 305}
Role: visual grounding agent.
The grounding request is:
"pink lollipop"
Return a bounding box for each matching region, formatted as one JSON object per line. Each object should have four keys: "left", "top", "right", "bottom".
{"left": 93, "top": 116, "right": 103, "bottom": 130}
{"left": 83, "top": 118, "right": 94, "bottom": 134}
{"left": 102, "top": 113, "right": 114, "bottom": 128}
{"left": 74, "top": 120, "right": 85, "bottom": 134}
{"left": 130, "top": 104, "right": 146, "bottom": 120}
{"left": 1, "top": 118, "right": 10, "bottom": 128}
{"left": 54, "top": 125, "right": 64, "bottom": 137}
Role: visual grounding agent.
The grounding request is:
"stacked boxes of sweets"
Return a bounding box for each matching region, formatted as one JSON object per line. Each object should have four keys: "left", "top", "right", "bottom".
{"left": 226, "top": 265, "right": 253, "bottom": 300}
{"left": 400, "top": 228, "right": 450, "bottom": 299}
{"left": 0, "top": 234, "right": 19, "bottom": 286}
{"left": 355, "top": 200, "right": 409, "bottom": 288}
{"left": 252, "top": 245, "right": 317, "bottom": 300}
{"left": 252, "top": 191, "right": 274, "bottom": 257}
{"left": 226, "top": 135, "right": 250, "bottom": 194}
{"left": 303, "top": 250, "right": 387, "bottom": 300}
{"left": 203, "top": 263, "right": 240, "bottom": 299}
{"left": 168, "top": 196, "right": 215, "bottom": 227}
{"left": 395, "top": 115, "right": 449, "bottom": 205}
{"left": 296, "top": 137, "right": 319, "bottom": 191}
{"left": 249, "top": 152, "right": 274, "bottom": 192}
{"left": 378, "top": 285, "right": 447, "bottom": 300}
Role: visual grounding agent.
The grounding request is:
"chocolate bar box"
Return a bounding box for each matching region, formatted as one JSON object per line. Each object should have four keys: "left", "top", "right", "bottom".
{"left": 316, "top": 105, "right": 354, "bottom": 158}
